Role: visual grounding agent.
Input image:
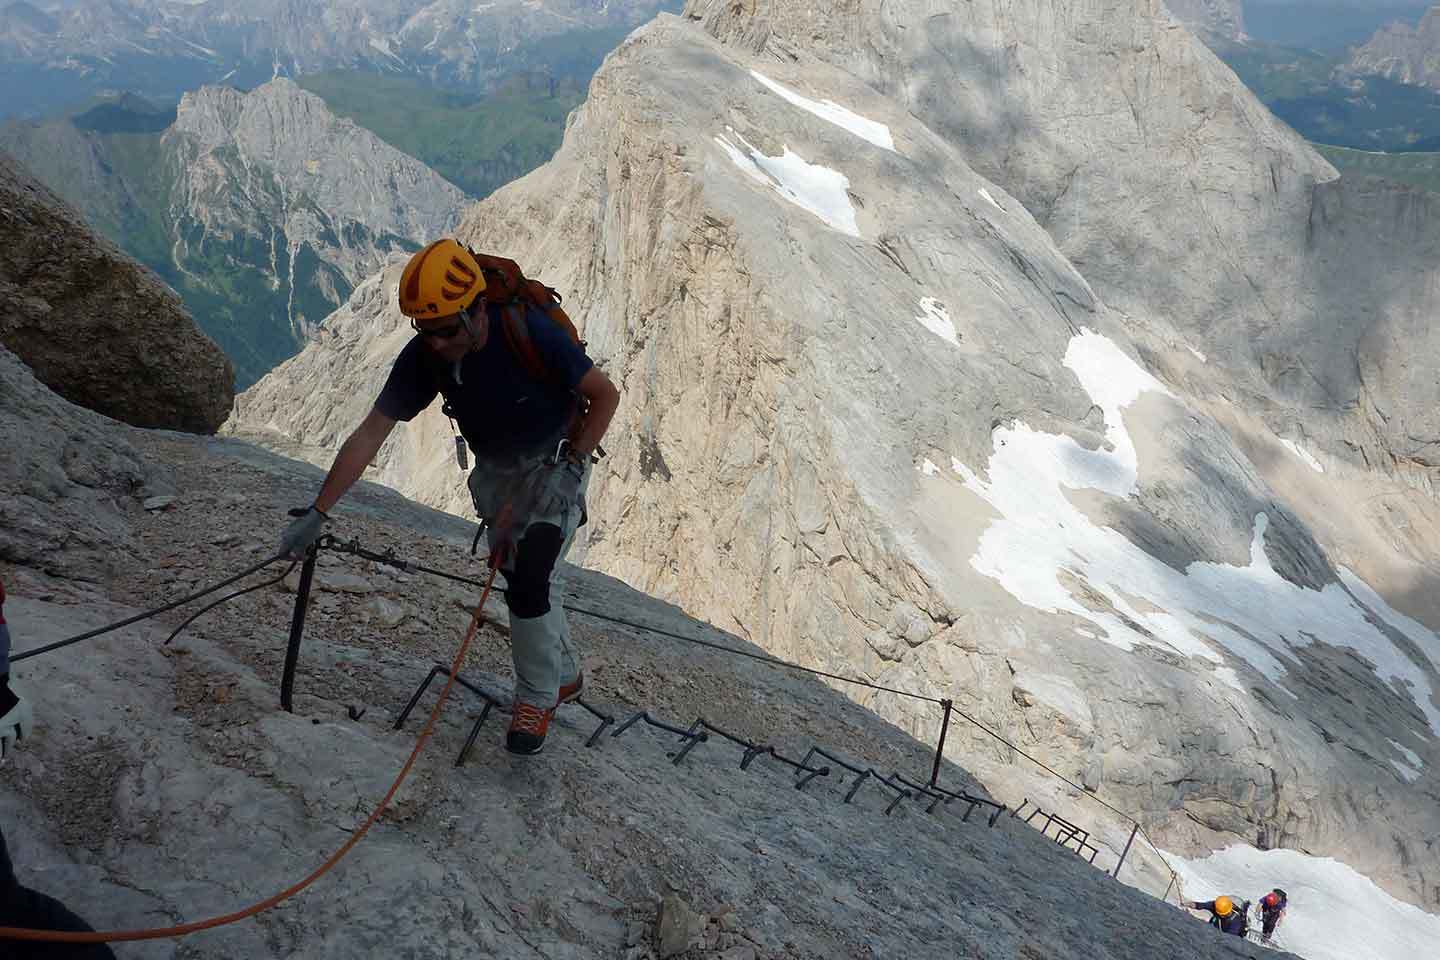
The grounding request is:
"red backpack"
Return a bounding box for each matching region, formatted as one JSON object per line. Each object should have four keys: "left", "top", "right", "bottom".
{"left": 467, "top": 249, "right": 584, "bottom": 387}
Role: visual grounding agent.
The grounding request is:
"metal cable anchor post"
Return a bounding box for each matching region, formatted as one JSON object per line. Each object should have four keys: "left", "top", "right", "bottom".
{"left": 280, "top": 543, "right": 319, "bottom": 712}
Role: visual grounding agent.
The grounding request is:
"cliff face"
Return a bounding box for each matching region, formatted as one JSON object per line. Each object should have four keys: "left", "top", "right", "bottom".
{"left": 1, "top": 79, "right": 468, "bottom": 388}
{"left": 1346, "top": 6, "right": 1440, "bottom": 91}
{"left": 164, "top": 78, "right": 468, "bottom": 344}
{"left": 230, "top": 3, "right": 1440, "bottom": 909}
{"left": 0, "top": 148, "right": 233, "bottom": 432}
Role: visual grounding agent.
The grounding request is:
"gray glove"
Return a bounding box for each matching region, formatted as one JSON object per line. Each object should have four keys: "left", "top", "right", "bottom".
{"left": 0, "top": 683, "right": 33, "bottom": 765}
{"left": 278, "top": 505, "right": 328, "bottom": 559}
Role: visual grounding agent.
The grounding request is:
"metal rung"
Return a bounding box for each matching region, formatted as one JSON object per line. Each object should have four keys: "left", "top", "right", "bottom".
{"left": 574, "top": 697, "right": 614, "bottom": 747}
{"left": 393, "top": 662, "right": 506, "bottom": 767}
{"left": 610, "top": 711, "right": 708, "bottom": 764}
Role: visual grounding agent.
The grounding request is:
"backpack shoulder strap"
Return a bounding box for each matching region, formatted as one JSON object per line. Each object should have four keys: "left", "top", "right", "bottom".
{"left": 499, "top": 302, "right": 551, "bottom": 384}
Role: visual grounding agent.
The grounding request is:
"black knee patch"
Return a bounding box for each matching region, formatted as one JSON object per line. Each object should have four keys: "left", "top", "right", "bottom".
{"left": 506, "top": 522, "right": 564, "bottom": 618}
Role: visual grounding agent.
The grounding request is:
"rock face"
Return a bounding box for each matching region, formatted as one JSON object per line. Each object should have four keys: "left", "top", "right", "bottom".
{"left": 0, "top": 345, "right": 159, "bottom": 580}
{"left": 230, "top": 1, "right": 1440, "bottom": 910}
{"left": 1346, "top": 6, "right": 1440, "bottom": 91}
{"left": 1, "top": 79, "right": 468, "bottom": 388}
{"left": 0, "top": 148, "right": 233, "bottom": 432}
{"left": 1165, "top": 0, "right": 1246, "bottom": 41}
{"left": 164, "top": 79, "right": 468, "bottom": 342}
{"left": 0, "top": 426, "right": 1302, "bottom": 960}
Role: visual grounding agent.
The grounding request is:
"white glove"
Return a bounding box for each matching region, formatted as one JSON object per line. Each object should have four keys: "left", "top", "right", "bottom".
{"left": 0, "top": 685, "right": 34, "bottom": 764}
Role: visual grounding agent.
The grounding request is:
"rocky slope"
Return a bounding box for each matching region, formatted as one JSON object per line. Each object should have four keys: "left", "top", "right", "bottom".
{"left": 0, "top": 148, "right": 232, "bottom": 432}
{"left": 0, "top": 420, "right": 1312, "bottom": 959}
{"left": 1, "top": 79, "right": 467, "bottom": 388}
{"left": 229, "top": 0, "right": 1440, "bottom": 914}
{"left": 1345, "top": 5, "right": 1440, "bottom": 91}
{"left": 0, "top": 345, "right": 160, "bottom": 581}
{"left": 1, "top": 308, "right": 1279, "bottom": 957}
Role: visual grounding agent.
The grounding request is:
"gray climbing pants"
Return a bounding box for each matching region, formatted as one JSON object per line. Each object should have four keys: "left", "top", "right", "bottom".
{"left": 467, "top": 446, "right": 590, "bottom": 709}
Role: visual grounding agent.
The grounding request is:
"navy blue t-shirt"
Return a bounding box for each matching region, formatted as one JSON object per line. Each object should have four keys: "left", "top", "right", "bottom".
{"left": 376, "top": 301, "right": 593, "bottom": 459}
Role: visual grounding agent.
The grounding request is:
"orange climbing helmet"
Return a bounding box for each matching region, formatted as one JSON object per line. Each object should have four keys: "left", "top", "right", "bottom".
{"left": 1214, "top": 896, "right": 1234, "bottom": 917}
{"left": 398, "top": 238, "right": 486, "bottom": 319}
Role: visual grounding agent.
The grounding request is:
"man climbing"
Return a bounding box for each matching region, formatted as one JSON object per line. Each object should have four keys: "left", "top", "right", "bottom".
{"left": 278, "top": 238, "right": 620, "bottom": 756}
{"left": 1186, "top": 895, "right": 1250, "bottom": 937}
{"left": 0, "top": 577, "right": 117, "bottom": 959}
{"left": 1257, "top": 888, "right": 1287, "bottom": 942}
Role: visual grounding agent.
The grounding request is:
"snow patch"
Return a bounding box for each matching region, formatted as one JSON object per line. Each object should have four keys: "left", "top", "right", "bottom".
{"left": 978, "top": 187, "right": 1005, "bottom": 212}
{"left": 1212, "top": 665, "right": 1245, "bottom": 692}
{"left": 367, "top": 36, "right": 405, "bottom": 64}
{"left": 1163, "top": 845, "right": 1440, "bottom": 960}
{"left": 750, "top": 71, "right": 895, "bottom": 152}
{"left": 1391, "top": 762, "right": 1422, "bottom": 783}
{"left": 179, "top": 35, "right": 218, "bottom": 58}
{"left": 1280, "top": 438, "right": 1325, "bottom": 473}
{"left": 714, "top": 129, "right": 860, "bottom": 237}
{"left": 1187, "top": 345, "right": 1207, "bottom": 362}
{"left": 1388, "top": 739, "right": 1422, "bottom": 769}
{"left": 1386, "top": 739, "right": 1423, "bottom": 781}
{"left": 950, "top": 328, "right": 1440, "bottom": 734}
{"left": 918, "top": 458, "right": 940, "bottom": 478}
{"left": 916, "top": 298, "right": 959, "bottom": 346}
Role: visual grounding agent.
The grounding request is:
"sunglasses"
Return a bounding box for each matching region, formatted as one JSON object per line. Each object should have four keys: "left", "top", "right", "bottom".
{"left": 412, "top": 318, "right": 466, "bottom": 340}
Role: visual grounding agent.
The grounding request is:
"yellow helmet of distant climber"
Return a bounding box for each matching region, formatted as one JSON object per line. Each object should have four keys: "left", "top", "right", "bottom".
{"left": 1213, "top": 896, "right": 1234, "bottom": 917}
{"left": 398, "top": 239, "right": 486, "bottom": 319}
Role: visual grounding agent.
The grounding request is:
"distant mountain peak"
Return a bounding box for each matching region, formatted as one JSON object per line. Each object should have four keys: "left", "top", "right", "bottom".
{"left": 1164, "top": 0, "right": 1246, "bottom": 43}
{"left": 1345, "top": 4, "right": 1440, "bottom": 91}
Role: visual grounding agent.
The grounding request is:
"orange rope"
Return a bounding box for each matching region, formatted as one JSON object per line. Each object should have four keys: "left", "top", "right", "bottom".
{"left": 0, "top": 563, "right": 501, "bottom": 945}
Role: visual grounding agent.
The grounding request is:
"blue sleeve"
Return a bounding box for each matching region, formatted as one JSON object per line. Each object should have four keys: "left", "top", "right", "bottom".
{"left": 526, "top": 304, "right": 593, "bottom": 389}
{"left": 375, "top": 336, "right": 440, "bottom": 421}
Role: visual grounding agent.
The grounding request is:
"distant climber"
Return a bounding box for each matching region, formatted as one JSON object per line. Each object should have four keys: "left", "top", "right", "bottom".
{"left": 1257, "top": 888, "right": 1287, "bottom": 942}
{"left": 0, "top": 577, "right": 117, "bottom": 959}
{"left": 1186, "top": 895, "right": 1250, "bottom": 937}
{"left": 0, "top": 579, "right": 30, "bottom": 766}
{"left": 278, "top": 239, "right": 619, "bottom": 756}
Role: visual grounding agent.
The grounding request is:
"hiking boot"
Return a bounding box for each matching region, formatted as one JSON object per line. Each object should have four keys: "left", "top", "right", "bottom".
{"left": 506, "top": 701, "right": 553, "bottom": 756}
{"left": 557, "top": 670, "right": 585, "bottom": 705}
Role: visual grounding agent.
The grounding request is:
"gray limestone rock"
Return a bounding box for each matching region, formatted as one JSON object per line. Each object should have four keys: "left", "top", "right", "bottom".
{"left": 230, "top": 2, "right": 1440, "bottom": 911}
{"left": 0, "top": 345, "right": 155, "bottom": 579}
{"left": 164, "top": 79, "right": 468, "bottom": 343}
{"left": 0, "top": 149, "right": 233, "bottom": 432}
{"left": 0, "top": 420, "right": 1310, "bottom": 957}
{"left": 656, "top": 893, "right": 706, "bottom": 957}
